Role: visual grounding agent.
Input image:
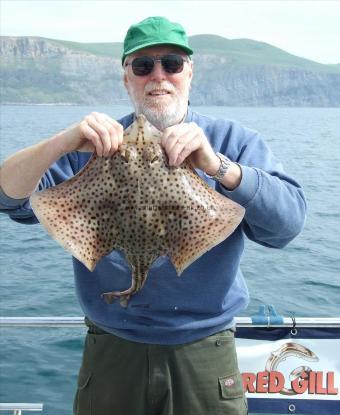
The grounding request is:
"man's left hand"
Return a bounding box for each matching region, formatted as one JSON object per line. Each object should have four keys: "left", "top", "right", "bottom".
{"left": 161, "top": 122, "right": 219, "bottom": 174}
{"left": 161, "top": 122, "right": 242, "bottom": 190}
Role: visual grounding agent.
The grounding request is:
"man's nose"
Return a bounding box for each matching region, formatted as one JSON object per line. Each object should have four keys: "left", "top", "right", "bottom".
{"left": 150, "top": 61, "right": 167, "bottom": 81}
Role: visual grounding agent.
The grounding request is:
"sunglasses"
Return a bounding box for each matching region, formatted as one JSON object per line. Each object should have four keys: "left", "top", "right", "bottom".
{"left": 125, "top": 54, "right": 189, "bottom": 76}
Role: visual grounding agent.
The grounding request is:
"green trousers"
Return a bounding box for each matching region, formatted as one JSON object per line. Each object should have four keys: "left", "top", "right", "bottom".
{"left": 73, "top": 319, "right": 248, "bottom": 415}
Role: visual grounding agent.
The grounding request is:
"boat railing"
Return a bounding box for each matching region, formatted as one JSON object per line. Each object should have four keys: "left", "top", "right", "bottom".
{"left": 0, "top": 403, "right": 43, "bottom": 414}
{"left": 1, "top": 316, "right": 340, "bottom": 328}
{"left": 1, "top": 315, "right": 340, "bottom": 414}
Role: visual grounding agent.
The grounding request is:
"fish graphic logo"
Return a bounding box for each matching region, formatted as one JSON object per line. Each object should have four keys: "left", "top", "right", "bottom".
{"left": 265, "top": 342, "right": 319, "bottom": 395}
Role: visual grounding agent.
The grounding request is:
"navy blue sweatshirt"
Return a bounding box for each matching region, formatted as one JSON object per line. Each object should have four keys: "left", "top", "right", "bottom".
{"left": 0, "top": 109, "right": 306, "bottom": 344}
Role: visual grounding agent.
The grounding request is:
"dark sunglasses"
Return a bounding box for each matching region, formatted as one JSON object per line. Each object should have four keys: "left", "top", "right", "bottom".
{"left": 125, "top": 54, "right": 189, "bottom": 76}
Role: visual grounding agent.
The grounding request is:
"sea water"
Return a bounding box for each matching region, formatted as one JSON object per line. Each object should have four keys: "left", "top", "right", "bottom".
{"left": 0, "top": 105, "right": 339, "bottom": 414}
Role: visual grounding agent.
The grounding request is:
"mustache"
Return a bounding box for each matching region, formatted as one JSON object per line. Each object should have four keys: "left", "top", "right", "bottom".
{"left": 144, "top": 81, "right": 176, "bottom": 94}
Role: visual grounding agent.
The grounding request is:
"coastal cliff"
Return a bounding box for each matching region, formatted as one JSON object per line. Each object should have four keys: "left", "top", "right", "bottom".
{"left": 1, "top": 35, "right": 339, "bottom": 106}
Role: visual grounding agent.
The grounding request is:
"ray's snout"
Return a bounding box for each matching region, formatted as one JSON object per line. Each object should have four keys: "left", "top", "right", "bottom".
{"left": 118, "top": 144, "right": 138, "bottom": 163}
{"left": 143, "top": 143, "right": 163, "bottom": 166}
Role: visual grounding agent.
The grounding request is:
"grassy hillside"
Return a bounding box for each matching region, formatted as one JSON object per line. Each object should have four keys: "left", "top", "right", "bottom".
{"left": 2, "top": 35, "right": 339, "bottom": 106}
{"left": 46, "top": 37, "right": 122, "bottom": 58}
{"left": 45, "top": 34, "right": 340, "bottom": 73}
{"left": 189, "top": 35, "right": 338, "bottom": 72}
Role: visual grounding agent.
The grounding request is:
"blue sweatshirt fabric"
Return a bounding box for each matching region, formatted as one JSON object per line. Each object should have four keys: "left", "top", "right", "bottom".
{"left": 0, "top": 109, "right": 306, "bottom": 344}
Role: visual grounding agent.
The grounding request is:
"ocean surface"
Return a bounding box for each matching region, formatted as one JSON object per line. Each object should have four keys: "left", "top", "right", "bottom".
{"left": 0, "top": 105, "right": 339, "bottom": 414}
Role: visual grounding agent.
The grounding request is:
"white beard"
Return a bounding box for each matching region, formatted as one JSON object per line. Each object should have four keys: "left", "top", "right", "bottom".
{"left": 129, "top": 81, "right": 189, "bottom": 131}
{"left": 138, "top": 99, "right": 187, "bottom": 131}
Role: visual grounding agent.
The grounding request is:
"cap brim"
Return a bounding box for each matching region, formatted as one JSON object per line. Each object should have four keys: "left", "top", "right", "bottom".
{"left": 122, "top": 41, "right": 193, "bottom": 64}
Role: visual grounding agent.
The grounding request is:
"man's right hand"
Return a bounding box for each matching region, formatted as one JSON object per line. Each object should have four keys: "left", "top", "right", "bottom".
{"left": 0, "top": 112, "right": 124, "bottom": 199}
{"left": 56, "top": 112, "right": 124, "bottom": 157}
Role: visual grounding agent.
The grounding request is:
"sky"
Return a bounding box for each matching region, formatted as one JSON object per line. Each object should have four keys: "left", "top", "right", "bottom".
{"left": 1, "top": 0, "right": 340, "bottom": 64}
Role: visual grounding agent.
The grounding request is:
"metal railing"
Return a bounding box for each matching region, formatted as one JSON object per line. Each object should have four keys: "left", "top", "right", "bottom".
{"left": 1, "top": 315, "right": 339, "bottom": 414}
{"left": 0, "top": 403, "right": 43, "bottom": 414}
{"left": 1, "top": 316, "right": 340, "bottom": 328}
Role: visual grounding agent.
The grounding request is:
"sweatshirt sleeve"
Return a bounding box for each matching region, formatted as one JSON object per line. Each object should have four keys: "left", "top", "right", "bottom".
{"left": 217, "top": 125, "right": 307, "bottom": 249}
{"left": 0, "top": 151, "right": 81, "bottom": 225}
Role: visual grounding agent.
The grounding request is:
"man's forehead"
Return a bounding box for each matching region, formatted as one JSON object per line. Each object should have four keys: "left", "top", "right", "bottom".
{"left": 129, "top": 45, "right": 188, "bottom": 58}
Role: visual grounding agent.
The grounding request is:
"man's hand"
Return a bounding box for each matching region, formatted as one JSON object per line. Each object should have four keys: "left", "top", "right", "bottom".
{"left": 55, "top": 112, "right": 124, "bottom": 157}
{"left": 161, "top": 122, "right": 219, "bottom": 173}
{"left": 161, "top": 122, "right": 242, "bottom": 190}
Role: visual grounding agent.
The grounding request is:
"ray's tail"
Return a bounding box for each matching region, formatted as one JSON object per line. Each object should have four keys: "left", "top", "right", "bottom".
{"left": 101, "top": 253, "right": 157, "bottom": 307}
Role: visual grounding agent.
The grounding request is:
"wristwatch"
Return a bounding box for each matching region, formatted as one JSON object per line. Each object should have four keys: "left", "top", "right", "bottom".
{"left": 204, "top": 152, "right": 232, "bottom": 182}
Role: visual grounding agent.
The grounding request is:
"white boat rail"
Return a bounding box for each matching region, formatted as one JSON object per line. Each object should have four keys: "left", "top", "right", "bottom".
{"left": 1, "top": 314, "right": 339, "bottom": 414}
{"left": 0, "top": 403, "right": 43, "bottom": 414}
{"left": 1, "top": 316, "right": 340, "bottom": 328}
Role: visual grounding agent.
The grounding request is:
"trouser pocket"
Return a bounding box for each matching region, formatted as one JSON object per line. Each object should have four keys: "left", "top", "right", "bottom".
{"left": 218, "top": 372, "right": 248, "bottom": 414}
{"left": 219, "top": 372, "right": 244, "bottom": 399}
{"left": 73, "top": 331, "right": 149, "bottom": 415}
{"left": 170, "top": 329, "right": 248, "bottom": 415}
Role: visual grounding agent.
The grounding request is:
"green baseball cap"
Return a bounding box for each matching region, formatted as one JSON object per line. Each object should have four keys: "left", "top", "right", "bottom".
{"left": 122, "top": 16, "right": 193, "bottom": 64}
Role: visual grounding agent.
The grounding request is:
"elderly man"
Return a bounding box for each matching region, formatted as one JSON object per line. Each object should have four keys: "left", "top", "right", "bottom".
{"left": 0, "top": 16, "right": 306, "bottom": 415}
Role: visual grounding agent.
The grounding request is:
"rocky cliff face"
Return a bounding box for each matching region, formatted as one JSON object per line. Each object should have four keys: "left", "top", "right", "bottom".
{"left": 1, "top": 37, "right": 339, "bottom": 106}
{"left": 1, "top": 37, "right": 127, "bottom": 104}
{"left": 1, "top": 36, "right": 68, "bottom": 58}
{"left": 191, "top": 56, "right": 340, "bottom": 106}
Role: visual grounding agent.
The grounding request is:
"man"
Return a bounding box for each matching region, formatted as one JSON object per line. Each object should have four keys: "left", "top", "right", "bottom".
{"left": 0, "top": 16, "right": 306, "bottom": 415}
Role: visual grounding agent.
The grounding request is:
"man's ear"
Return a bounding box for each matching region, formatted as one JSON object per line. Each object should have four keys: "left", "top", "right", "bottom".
{"left": 188, "top": 60, "right": 193, "bottom": 87}
{"left": 123, "top": 72, "right": 128, "bottom": 89}
{"left": 123, "top": 72, "right": 131, "bottom": 97}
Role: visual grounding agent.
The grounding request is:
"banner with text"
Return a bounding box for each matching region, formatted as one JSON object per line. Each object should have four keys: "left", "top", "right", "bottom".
{"left": 235, "top": 327, "right": 340, "bottom": 414}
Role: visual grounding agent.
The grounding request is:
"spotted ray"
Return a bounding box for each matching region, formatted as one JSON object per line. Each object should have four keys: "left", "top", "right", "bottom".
{"left": 30, "top": 115, "right": 245, "bottom": 306}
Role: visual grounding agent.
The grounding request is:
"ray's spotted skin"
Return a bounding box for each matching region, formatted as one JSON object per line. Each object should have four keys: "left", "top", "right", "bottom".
{"left": 30, "top": 115, "right": 245, "bottom": 306}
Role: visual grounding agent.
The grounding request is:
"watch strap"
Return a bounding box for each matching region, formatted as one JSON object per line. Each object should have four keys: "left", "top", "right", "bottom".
{"left": 204, "top": 152, "right": 232, "bottom": 182}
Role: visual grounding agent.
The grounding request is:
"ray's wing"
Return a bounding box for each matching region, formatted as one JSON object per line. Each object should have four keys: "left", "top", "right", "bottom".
{"left": 30, "top": 155, "right": 119, "bottom": 271}
{"left": 164, "top": 169, "right": 245, "bottom": 275}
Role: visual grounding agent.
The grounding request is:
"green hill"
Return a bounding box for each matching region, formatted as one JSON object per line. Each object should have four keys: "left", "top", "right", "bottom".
{"left": 45, "top": 34, "right": 340, "bottom": 73}
{"left": 189, "top": 35, "right": 339, "bottom": 72}
{"left": 46, "top": 37, "right": 122, "bottom": 58}
{"left": 1, "top": 35, "right": 340, "bottom": 106}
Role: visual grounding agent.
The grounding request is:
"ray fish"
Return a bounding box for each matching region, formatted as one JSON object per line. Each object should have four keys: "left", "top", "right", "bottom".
{"left": 30, "top": 115, "right": 245, "bottom": 306}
